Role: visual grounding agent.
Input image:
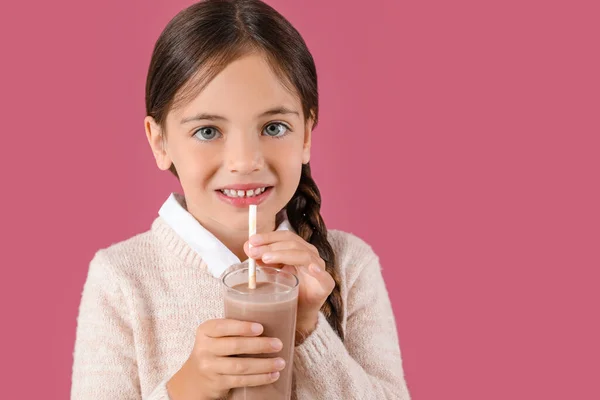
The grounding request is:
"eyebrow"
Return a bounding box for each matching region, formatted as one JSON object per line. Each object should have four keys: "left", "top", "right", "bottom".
{"left": 180, "top": 106, "right": 300, "bottom": 125}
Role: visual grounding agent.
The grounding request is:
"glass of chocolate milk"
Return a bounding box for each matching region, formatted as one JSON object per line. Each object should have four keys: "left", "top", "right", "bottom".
{"left": 222, "top": 265, "right": 299, "bottom": 400}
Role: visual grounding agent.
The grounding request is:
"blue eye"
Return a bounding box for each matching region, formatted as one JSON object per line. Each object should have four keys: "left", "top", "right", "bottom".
{"left": 263, "top": 122, "right": 290, "bottom": 137}
{"left": 193, "top": 127, "right": 221, "bottom": 141}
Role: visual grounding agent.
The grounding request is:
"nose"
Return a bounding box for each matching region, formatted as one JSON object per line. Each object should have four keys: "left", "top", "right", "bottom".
{"left": 225, "top": 131, "right": 264, "bottom": 174}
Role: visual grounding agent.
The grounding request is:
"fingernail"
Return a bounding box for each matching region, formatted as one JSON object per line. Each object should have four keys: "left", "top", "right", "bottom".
{"left": 310, "top": 264, "right": 321, "bottom": 274}
{"left": 270, "top": 371, "right": 280, "bottom": 380}
{"left": 251, "top": 323, "right": 263, "bottom": 334}
{"left": 250, "top": 235, "right": 262, "bottom": 245}
{"left": 271, "top": 339, "right": 283, "bottom": 350}
{"left": 262, "top": 253, "right": 273, "bottom": 262}
{"left": 274, "top": 358, "right": 286, "bottom": 369}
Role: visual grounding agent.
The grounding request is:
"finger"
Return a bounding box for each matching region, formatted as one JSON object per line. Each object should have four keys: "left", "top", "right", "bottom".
{"left": 249, "top": 230, "right": 300, "bottom": 246}
{"left": 250, "top": 255, "right": 280, "bottom": 269}
{"left": 221, "top": 371, "right": 281, "bottom": 389}
{"left": 306, "top": 263, "right": 336, "bottom": 296}
{"left": 248, "top": 240, "right": 307, "bottom": 259}
{"left": 200, "top": 319, "right": 263, "bottom": 338}
{"left": 280, "top": 265, "right": 298, "bottom": 276}
{"left": 210, "top": 336, "right": 283, "bottom": 356}
{"left": 293, "top": 264, "right": 335, "bottom": 304}
{"left": 213, "top": 356, "right": 286, "bottom": 375}
{"left": 243, "top": 242, "right": 272, "bottom": 268}
{"left": 308, "top": 263, "right": 335, "bottom": 288}
{"left": 260, "top": 249, "right": 315, "bottom": 267}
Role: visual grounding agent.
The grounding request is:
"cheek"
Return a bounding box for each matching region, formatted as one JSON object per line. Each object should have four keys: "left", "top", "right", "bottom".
{"left": 274, "top": 149, "right": 304, "bottom": 193}
{"left": 171, "top": 143, "right": 219, "bottom": 189}
{"left": 268, "top": 140, "right": 304, "bottom": 173}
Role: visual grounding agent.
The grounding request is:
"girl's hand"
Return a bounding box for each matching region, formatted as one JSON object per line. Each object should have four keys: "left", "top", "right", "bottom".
{"left": 244, "top": 231, "right": 335, "bottom": 343}
{"left": 167, "top": 319, "right": 285, "bottom": 400}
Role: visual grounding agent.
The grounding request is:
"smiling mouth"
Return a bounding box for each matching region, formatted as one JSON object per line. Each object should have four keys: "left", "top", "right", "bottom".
{"left": 217, "top": 186, "right": 272, "bottom": 198}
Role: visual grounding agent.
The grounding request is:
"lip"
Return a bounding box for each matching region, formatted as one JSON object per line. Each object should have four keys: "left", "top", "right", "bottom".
{"left": 216, "top": 186, "right": 273, "bottom": 207}
{"left": 218, "top": 183, "right": 272, "bottom": 190}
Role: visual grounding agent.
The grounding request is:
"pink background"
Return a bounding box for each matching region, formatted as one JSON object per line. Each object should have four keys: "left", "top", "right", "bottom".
{"left": 1, "top": 0, "right": 598, "bottom": 398}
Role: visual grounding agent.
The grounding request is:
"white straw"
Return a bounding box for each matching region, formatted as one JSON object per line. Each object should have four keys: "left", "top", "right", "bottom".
{"left": 248, "top": 204, "right": 257, "bottom": 289}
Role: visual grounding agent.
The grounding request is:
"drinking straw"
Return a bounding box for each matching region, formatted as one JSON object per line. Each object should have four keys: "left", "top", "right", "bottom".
{"left": 248, "top": 204, "right": 257, "bottom": 289}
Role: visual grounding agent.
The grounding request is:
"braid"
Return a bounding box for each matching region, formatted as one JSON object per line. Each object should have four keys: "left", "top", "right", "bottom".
{"left": 286, "top": 163, "right": 344, "bottom": 341}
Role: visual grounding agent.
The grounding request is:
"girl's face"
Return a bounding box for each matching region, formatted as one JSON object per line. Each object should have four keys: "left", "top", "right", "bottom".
{"left": 145, "top": 53, "right": 312, "bottom": 234}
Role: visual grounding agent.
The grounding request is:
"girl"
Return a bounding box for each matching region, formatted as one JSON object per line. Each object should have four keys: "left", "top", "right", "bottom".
{"left": 71, "top": 0, "right": 410, "bottom": 399}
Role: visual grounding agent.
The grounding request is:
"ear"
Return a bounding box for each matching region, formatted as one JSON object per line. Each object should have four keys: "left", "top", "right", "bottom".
{"left": 302, "top": 115, "right": 314, "bottom": 164}
{"left": 144, "top": 116, "right": 172, "bottom": 171}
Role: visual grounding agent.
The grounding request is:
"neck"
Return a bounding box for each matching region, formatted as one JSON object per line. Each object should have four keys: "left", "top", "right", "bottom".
{"left": 218, "top": 230, "right": 251, "bottom": 262}
{"left": 187, "top": 204, "right": 278, "bottom": 262}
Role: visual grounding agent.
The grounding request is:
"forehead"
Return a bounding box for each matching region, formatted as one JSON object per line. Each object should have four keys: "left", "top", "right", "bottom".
{"left": 174, "top": 53, "right": 301, "bottom": 121}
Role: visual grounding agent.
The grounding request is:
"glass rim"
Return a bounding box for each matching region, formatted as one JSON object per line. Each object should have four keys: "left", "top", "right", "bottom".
{"left": 222, "top": 265, "right": 299, "bottom": 295}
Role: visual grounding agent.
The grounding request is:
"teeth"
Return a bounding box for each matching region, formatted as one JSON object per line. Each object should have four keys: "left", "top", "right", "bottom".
{"left": 221, "top": 187, "right": 267, "bottom": 198}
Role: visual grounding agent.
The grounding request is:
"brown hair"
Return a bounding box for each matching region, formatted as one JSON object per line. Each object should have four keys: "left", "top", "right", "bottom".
{"left": 145, "top": 0, "right": 344, "bottom": 341}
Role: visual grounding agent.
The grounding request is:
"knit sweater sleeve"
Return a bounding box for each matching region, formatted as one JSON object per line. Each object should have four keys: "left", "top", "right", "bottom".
{"left": 71, "top": 251, "right": 171, "bottom": 400}
{"left": 293, "top": 239, "right": 411, "bottom": 400}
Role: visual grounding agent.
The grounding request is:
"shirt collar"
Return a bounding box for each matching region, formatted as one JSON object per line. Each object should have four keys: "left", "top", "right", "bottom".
{"left": 158, "top": 193, "right": 293, "bottom": 278}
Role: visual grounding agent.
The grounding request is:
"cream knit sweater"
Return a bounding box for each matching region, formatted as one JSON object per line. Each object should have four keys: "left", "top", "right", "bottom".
{"left": 71, "top": 217, "right": 411, "bottom": 399}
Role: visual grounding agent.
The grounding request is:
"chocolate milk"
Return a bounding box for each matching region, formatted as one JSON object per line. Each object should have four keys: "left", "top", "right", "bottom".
{"left": 223, "top": 267, "right": 298, "bottom": 400}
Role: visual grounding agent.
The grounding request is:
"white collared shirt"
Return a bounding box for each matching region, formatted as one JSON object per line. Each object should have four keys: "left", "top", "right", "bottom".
{"left": 158, "top": 193, "right": 292, "bottom": 278}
